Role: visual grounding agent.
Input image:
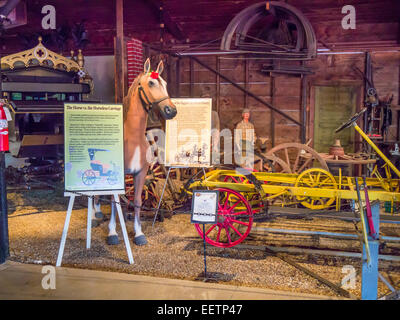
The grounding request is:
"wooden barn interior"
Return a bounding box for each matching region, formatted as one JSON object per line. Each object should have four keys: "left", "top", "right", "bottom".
{"left": 1, "top": 0, "right": 400, "bottom": 301}
{"left": 1, "top": 0, "right": 399, "bottom": 157}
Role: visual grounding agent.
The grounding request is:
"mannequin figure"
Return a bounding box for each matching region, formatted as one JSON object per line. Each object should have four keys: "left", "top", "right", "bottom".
{"left": 235, "top": 108, "right": 256, "bottom": 168}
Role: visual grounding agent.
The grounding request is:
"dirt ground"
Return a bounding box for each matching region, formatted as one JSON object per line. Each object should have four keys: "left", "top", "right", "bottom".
{"left": 6, "top": 186, "right": 400, "bottom": 299}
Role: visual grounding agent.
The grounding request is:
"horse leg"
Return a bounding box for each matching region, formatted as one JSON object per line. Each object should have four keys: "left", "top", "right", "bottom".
{"left": 107, "top": 200, "right": 119, "bottom": 245}
{"left": 133, "top": 169, "right": 148, "bottom": 245}
{"left": 94, "top": 196, "right": 104, "bottom": 219}
{"left": 91, "top": 196, "right": 102, "bottom": 228}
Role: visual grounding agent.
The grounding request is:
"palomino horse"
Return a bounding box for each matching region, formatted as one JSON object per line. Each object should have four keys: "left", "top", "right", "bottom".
{"left": 93, "top": 58, "right": 177, "bottom": 245}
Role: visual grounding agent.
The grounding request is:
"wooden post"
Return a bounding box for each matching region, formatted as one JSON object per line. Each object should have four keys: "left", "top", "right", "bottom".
{"left": 0, "top": 52, "right": 8, "bottom": 264}
{"left": 245, "top": 59, "right": 249, "bottom": 108}
{"left": 300, "top": 68, "right": 308, "bottom": 144}
{"left": 114, "top": 0, "right": 125, "bottom": 103}
{"left": 0, "top": 152, "right": 8, "bottom": 264}
{"left": 176, "top": 57, "right": 181, "bottom": 97}
{"left": 270, "top": 74, "right": 275, "bottom": 147}
{"left": 189, "top": 57, "right": 194, "bottom": 97}
{"left": 216, "top": 56, "right": 220, "bottom": 113}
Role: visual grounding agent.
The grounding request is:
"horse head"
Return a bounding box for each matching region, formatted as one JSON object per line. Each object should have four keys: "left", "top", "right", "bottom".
{"left": 137, "top": 58, "right": 177, "bottom": 121}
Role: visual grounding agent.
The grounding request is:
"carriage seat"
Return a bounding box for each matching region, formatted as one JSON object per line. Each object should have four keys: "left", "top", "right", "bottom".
{"left": 90, "top": 160, "right": 110, "bottom": 174}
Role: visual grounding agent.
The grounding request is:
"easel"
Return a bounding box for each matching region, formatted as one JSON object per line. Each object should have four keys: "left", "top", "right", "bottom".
{"left": 152, "top": 166, "right": 209, "bottom": 227}
{"left": 56, "top": 190, "right": 134, "bottom": 267}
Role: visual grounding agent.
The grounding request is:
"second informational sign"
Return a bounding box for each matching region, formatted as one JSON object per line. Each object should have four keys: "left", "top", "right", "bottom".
{"left": 64, "top": 103, "right": 125, "bottom": 192}
{"left": 191, "top": 190, "right": 219, "bottom": 224}
{"left": 165, "top": 98, "right": 212, "bottom": 167}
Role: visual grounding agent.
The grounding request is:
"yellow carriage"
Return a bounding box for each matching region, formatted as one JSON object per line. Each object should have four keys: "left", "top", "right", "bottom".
{"left": 183, "top": 108, "right": 400, "bottom": 248}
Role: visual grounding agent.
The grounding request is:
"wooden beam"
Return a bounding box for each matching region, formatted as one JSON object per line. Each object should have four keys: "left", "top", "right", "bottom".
{"left": 216, "top": 56, "right": 220, "bottom": 113}
{"left": 244, "top": 59, "right": 249, "bottom": 108}
{"left": 270, "top": 74, "right": 275, "bottom": 147}
{"left": 175, "top": 57, "right": 181, "bottom": 97}
{"left": 142, "top": 0, "right": 186, "bottom": 41}
{"left": 190, "top": 56, "right": 301, "bottom": 126}
{"left": 114, "top": 0, "right": 126, "bottom": 103}
{"left": 189, "top": 57, "right": 194, "bottom": 97}
{"left": 300, "top": 63, "right": 307, "bottom": 144}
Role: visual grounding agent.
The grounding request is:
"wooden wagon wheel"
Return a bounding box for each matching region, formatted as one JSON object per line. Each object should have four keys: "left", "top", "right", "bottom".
{"left": 258, "top": 154, "right": 291, "bottom": 173}
{"left": 266, "top": 143, "right": 329, "bottom": 173}
{"left": 150, "top": 162, "right": 181, "bottom": 181}
{"left": 294, "top": 168, "right": 337, "bottom": 210}
{"left": 195, "top": 188, "right": 253, "bottom": 248}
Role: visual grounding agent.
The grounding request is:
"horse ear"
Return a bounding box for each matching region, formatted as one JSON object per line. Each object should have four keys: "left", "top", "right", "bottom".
{"left": 144, "top": 58, "right": 151, "bottom": 73}
{"left": 156, "top": 60, "right": 164, "bottom": 75}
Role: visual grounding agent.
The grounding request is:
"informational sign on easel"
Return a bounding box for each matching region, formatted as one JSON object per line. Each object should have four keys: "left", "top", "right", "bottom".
{"left": 57, "top": 102, "right": 133, "bottom": 267}
{"left": 165, "top": 98, "right": 212, "bottom": 167}
{"left": 64, "top": 102, "right": 125, "bottom": 192}
{"left": 152, "top": 98, "right": 213, "bottom": 225}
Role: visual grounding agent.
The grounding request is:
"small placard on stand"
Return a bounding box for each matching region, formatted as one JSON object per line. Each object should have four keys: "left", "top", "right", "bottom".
{"left": 191, "top": 190, "right": 219, "bottom": 281}
{"left": 191, "top": 190, "right": 219, "bottom": 224}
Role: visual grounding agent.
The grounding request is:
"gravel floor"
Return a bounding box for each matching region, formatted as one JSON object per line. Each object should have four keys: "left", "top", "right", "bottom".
{"left": 6, "top": 187, "right": 400, "bottom": 299}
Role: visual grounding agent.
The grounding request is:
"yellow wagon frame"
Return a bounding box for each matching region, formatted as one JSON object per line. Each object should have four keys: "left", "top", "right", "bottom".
{"left": 187, "top": 168, "right": 400, "bottom": 209}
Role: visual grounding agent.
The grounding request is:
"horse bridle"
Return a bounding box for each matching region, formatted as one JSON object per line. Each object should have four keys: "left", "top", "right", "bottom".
{"left": 137, "top": 84, "right": 170, "bottom": 114}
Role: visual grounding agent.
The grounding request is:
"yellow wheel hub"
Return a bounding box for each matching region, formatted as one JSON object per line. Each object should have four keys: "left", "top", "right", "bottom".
{"left": 294, "top": 168, "right": 337, "bottom": 210}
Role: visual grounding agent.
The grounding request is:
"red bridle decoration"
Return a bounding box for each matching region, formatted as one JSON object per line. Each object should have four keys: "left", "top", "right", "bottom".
{"left": 150, "top": 71, "right": 159, "bottom": 79}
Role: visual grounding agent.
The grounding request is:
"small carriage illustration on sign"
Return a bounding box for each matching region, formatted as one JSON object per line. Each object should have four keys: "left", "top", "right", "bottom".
{"left": 81, "top": 148, "right": 119, "bottom": 186}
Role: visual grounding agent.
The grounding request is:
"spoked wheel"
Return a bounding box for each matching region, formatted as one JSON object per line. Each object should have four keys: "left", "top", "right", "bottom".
{"left": 107, "top": 172, "right": 118, "bottom": 185}
{"left": 151, "top": 162, "right": 181, "bottom": 181}
{"left": 222, "top": 174, "right": 263, "bottom": 213}
{"left": 82, "top": 169, "right": 96, "bottom": 185}
{"left": 294, "top": 168, "right": 337, "bottom": 210}
{"left": 259, "top": 154, "right": 291, "bottom": 173}
{"left": 266, "top": 143, "right": 329, "bottom": 173}
{"left": 195, "top": 188, "right": 253, "bottom": 248}
{"left": 222, "top": 174, "right": 250, "bottom": 184}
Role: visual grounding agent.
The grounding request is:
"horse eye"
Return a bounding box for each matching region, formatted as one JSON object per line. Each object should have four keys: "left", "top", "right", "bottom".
{"left": 148, "top": 80, "right": 155, "bottom": 87}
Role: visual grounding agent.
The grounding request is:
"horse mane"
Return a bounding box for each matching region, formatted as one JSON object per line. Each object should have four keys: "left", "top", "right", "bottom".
{"left": 123, "top": 72, "right": 144, "bottom": 122}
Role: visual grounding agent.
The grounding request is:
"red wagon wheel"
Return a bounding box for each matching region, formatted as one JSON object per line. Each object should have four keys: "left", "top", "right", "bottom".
{"left": 222, "top": 174, "right": 264, "bottom": 214}
{"left": 195, "top": 188, "right": 253, "bottom": 248}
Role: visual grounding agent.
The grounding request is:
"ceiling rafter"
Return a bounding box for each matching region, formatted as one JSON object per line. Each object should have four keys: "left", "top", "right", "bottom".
{"left": 141, "top": 0, "right": 186, "bottom": 41}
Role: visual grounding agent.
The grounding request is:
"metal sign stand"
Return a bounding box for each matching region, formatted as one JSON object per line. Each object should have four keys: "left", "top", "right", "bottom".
{"left": 202, "top": 223, "right": 208, "bottom": 279}
{"left": 56, "top": 190, "right": 134, "bottom": 267}
{"left": 152, "top": 166, "right": 209, "bottom": 227}
{"left": 190, "top": 189, "right": 218, "bottom": 281}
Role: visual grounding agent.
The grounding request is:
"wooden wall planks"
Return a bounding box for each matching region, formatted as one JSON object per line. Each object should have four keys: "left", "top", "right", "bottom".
{"left": 171, "top": 50, "right": 399, "bottom": 149}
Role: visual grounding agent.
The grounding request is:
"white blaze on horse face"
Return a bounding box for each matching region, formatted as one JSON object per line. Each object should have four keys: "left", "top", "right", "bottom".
{"left": 129, "top": 146, "right": 141, "bottom": 174}
{"left": 159, "top": 76, "right": 168, "bottom": 95}
{"left": 148, "top": 75, "right": 168, "bottom": 101}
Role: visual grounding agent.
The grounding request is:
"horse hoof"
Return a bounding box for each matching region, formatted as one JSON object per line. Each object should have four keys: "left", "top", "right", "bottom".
{"left": 91, "top": 219, "right": 101, "bottom": 228}
{"left": 135, "top": 235, "right": 147, "bottom": 246}
{"left": 95, "top": 211, "right": 104, "bottom": 219}
{"left": 107, "top": 235, "right": 120, "bottom": 245}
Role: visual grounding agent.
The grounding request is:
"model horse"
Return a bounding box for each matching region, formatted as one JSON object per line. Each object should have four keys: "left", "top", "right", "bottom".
{"left": 93, "top": 58, "right": 177, "bottom": 246}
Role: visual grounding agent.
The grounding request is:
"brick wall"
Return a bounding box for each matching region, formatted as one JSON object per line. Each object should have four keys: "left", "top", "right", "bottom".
{"left": 126, "top": 38, "right": 143, "bottom": 87}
